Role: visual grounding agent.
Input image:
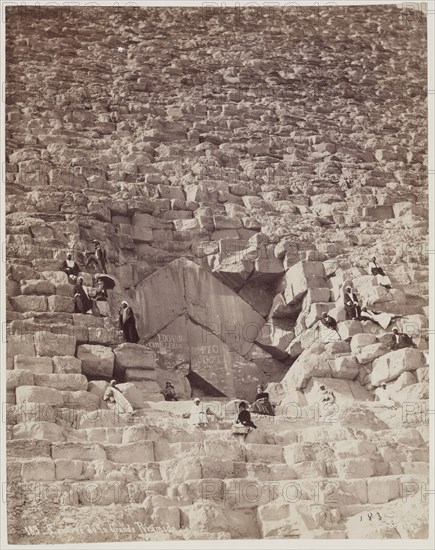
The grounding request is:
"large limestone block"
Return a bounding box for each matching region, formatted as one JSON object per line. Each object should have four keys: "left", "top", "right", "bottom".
{"left": 145, "top": 315, "right": 191, "bottom": 370}
{"left": 21, "top": 279, "right": 55, "bottom": 295}
{"left": 55, "top": 459, "right": 85, "bottom": 481}
{"left": 114, "top": 343, "right": 157, "bottom": 370}
{"left": 33, "top": 374, "right": 88, "bottom": 391}
{"left": 350, "top": 333, "right": 377, "bottom": 353}
{"left": 395, "top": 382, "right": 429, "bottom": 402}
{"left": 284, "top": 261, "right": 327, "bottom": 305}
{"left": 337, "top": 321, "right": 363, "bottom": 340}
{"left": 293, "top": 461, "right": 327, "bottom": 479}
{"left": 203, "top": 438, "right": 245, "bottom": 462}
{"left": 331, "top": 356, "right": 359, "bottom": 380}
{"left": 41, "top": 270, "right": 69, "bottom": 285}
{"left": 281, "top": 345, "right": 331, "bottom": 390}
{"left": 355, "top": 343, "right": 389, "bottom": 364}
{"left": 12, "top": 421, "right": 65, "bottom": 442}
{"left": 62, "top": 391, "right": 101, "bottom": 411}
{"left": 77, "top": 344, "right": 114, "bottom": 377}
{"left": 104, "top": 441, "right": 154, "bottom": 464}
{"left": 7, "top": 369, "right": 34, "bottom": 389}
{"left": 114, "top": 382, "right": 144, "bottom": 408}
{"left": 14, "top": 355, "right": 53, "bottom": 373}
{"left": 335, "top": 458, "right": 375, "bottom": 478}
{"left": 16, "top": 385, "right": 64, "bottom": 406}
{"left": 51, "top": 442, "right": 106, "bottom": 461}
{"left": 47, "top": 295, "right": 75, "bottom": 313}
{"left": 52, "top": 356, "right": 82, "bottom": 374}
{"left": 155, "top": 367, "right": 191, "bottom": 400}
{"left": 124, "top": 368, "right": 157, "bottom": 382}
{"left": 34, "top": 331, "right": 76, "bottom": 357}
{"left": 7, "top": 333, "right": 35, "bottom": 368}
{"left": 185, "top": 260, "right": 265, "bottom": 356}
{"left": 397, "top": 314, "right": 428, "bottom": 340}
{"left": 159, "top": 457, "right": 202, "bottom": 482}
{"left": 245, "top": 444, "right": 284, "bottom": 464}
{"left": 7, "top": 439, "right": 51, "bottom": 459}
{"left": 10, "top": 295, "right": 47, "bottom": 313}
{"left": 21, "top": 459, "right": 56, "bottom": 481}
{"left": 367, "top": 477, "right": 399, "bottom": 504}
{"left": 134, "top": 259, "right": 186, "bottom": 339}
{"left": 257, "top": 500, "right": 317, "bottom": 538}
{"left": 371, "top": 348, "right": 425, "bottom": 386}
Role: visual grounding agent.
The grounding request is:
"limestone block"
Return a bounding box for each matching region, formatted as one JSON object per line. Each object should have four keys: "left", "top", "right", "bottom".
{"left": 293, "top": 461, "right": 327, "bottom": 479}
{"left": 12, "top": 421, "right": 65, "bottom": 442}
{"left": 51, "top": 442, "right": 106, "bottom": 461}
{"left": 7, "top": 369, "right": 34, "bottom": 389}
{"left": 355, "top": 343, "right": 389, "bottom": 364}
{"left": 21, "top": 279, "right": 55, "bottom": 295}
{"left": 159, "top": 458, "right": 202, "bottom": 482}
{"left": 10, "top": 295, "right": 47, "bottom": 313}
{"left": 47, "top": 295, "right": 75, "bottom": 313}
{"left": 391, "top": 371, "right": 417, "bottom": 392}
{"left": 7, "top": 439, "right": 51, "bottom": 459}
{"left": 284, "top": 444, "right": 315, "bottom": 465}
{"left": 41, "top": 271, "right": 69, "bottom": 285}
{"left": 367, "top": 477, "right": 399, "bottom": 504}
{"left": 337, "top": 321, "right": 363, "bottom": 340}
{"left": 331, "top": 356, "right": 359, "bottom": 380}
{"left": 283, "top": 261, "right": 327, "bottom": 305}
{"left": 114, "top": 343, "right": 157, "bottom": 370}
{"left": 124, "top": 368, "right": 157, "bottom": 382}
{"left": 281, "top": 346, "right": 331, "bottom": 390}
{"left": 335, "top": 459, "right": 375, "bottom": 478}
{"left": 7, "top": 334, "right": 35, "bottom": 367}
{"left": 114, "top": 382, "right": 144, "bottom": 408}
{"left": 131, "top": 225, "right": 153, "bottom": 242}
{"left": 395, "top": 382, "right": 429, "bottom": 402}
{"left": 14, "top": 355, "right": 53, "bottom": 374}
{"left": 350, "top": 333, "right": 377, "bottom": 353}
{"left": 16, "top": 385, "right": 64, "bottom": 406}
{"left": 397, "top": 314, "right": 428, "bottom": 339}
{"left": 21, "top": 459, "right": 56, "bottom": 481}
{"left": 415, "top": 367, "right": 429, "bottom": 383}
{"left": 245, "top": 444, "right": 284, "bottom": 464}
{"left": 55, "top": 459, "right": 85, "bottom": 480}
{"left": 52, "top": 356, "right": 82, "bottom": 374}
{"left": 87, "top": 380, "right": 109, "bottom": 400}
{"left": 304, "top": 377, "right": 373, "bottom": 406}
{"left": 257, "top": 500, "right": 317, "bottom": 538}
{"left": 33, "top": 373, "right": 88, "bottom": 391}
{"left": 371, "top": 348, "right": 425, "bottom": 386}
{"left": 122, "top": 426, "right": 147, "bottom": 444}
{"left": 104, "top": 441, "right": 154, "bottom": 464}
{"left": 62, "top": 391, "right": 101, "bottom": 411}
{"left": 77, "top": 344, "right": 114, "bottom": 377}
{"left": 152, "top": 506, "right": 181, "bottom": 530}
{"left": 203, "top": 439, "right": 245, "bottom": 462}
{"left": 334, "top": 440, "right": 377, "bottom": 459}
{"left": 35, "top": 331, "right": 76, "bottom": 357}
{"left": 55, "top": 284, "right": 75, "bottom": 297}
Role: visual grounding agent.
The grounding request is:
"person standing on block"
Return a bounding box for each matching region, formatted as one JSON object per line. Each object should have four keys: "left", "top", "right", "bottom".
{"left": 119, "top": 301, "right": 140, "bottom": 343}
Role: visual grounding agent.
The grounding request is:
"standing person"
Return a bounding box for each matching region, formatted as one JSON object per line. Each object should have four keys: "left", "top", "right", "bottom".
{"left": 119, "top": 301, "right": 140, "bottom": 343}
{"left": 162, "top": 382, "right": 178, "bottom": 401}
{"left": 188, "top": 397, "right": 221, "bottom": 428}
{"left": 73, "top": 276, "right": 93, "bottom": 314}
{"left": 343, "top": 286, "right": 361, "bottom": 320}
{"left": 61, "top": 253, "right": 80, "bottom": 283}
{"left": 86, "top": 241, "right": 108, "bottom": 273}
{"left": 368, "top": 257, "right": 392, "bottom": 289}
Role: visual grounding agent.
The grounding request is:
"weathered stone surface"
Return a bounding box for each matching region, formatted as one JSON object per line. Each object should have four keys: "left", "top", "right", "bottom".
{"left": 7, "top": 369, "right": 34, "bottom": 389}
{"left": 33, "top": 373, "right": 88, "bottom": 391}
{"left": 16, "top": 385, "right": 64, "bottom": 406}
{"left": 13, "top": 421, "right": 65, "bottom": 442}
{"left": 52, "top": 356, "right": 82, "bottom": 374}
{"left": 331, "top": 355, "right": 359, "bottom": 380}
{"left": 14, "top": 355, "right": 53, "bottom": 373}
{"left": 283, "top": 261, "right": 327, "bottom": 305}
{"left": 34, "top": 331, "right": 77, "bottom": 357}
{"left": 104, "top": 441, "right": 154, "bottom": 464}
{"left": 76, "top": 344, "right": 114, "bottom": 377}
{"left": 371, "top": 348, "right": 425, "bottom": 386}
{"left": 114, "top": 343, "right": 157, "bottom": 370}
{"left": 11, "top": 295, "right": 48, "bottom": 312}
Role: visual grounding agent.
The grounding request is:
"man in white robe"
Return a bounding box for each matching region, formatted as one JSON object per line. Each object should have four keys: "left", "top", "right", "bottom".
{"left": 368, "top": 257, "right": 392, "bottom": 289}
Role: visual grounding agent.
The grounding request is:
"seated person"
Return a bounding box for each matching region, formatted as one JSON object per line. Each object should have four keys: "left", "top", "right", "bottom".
{"left": 93, "top": 280, "right": 108, "bottom": 301}
{"left": 73, "top": 276, "right": 93, "bottom": 314}
{"left": 319, "top": 385, "right": 336, "bottom": 405}
{"left": 61, "top": 253, "right": 80, "bottom": 282}
{"left": 392, "top": 328, "right": 416, "bottom": 350}
{"left": 235, "top": 401, "right": 257, "bottom": 429}
{"left": 162, "top": 381, "right": 178, "bottom": 401}
{"left": 249, "top": 385, "right": 275, "bottom": 416}
{"left": 377, "top": 383, "right": 397, "bottom": 410}
{"left": 360, "top": 306, "right": 401, "bottom": 330}
{"left": 368, "top": 256, "right": 392, "bottom": 289}
{"left": 320, "top": 312, "right": 340, "bottom": 338}
{"left": 103, "top": 380, "right": 136, "bottom": 418}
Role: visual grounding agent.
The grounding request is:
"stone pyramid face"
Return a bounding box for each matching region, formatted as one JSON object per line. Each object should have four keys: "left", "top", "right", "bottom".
{"left": 132, "top": 258, "right": 284, "bottom": 399}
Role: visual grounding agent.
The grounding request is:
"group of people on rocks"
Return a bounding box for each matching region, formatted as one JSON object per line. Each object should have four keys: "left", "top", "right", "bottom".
{"left": 320, "top": 256, "right": 416, "bottom": 348}
{"left": 61, "top": 243, "right": 140, "bottom": 344}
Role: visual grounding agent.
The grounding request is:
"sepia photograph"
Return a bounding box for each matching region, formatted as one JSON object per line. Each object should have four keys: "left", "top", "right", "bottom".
{"left": 0, "top": 0, "right": 433, "bottom": 547}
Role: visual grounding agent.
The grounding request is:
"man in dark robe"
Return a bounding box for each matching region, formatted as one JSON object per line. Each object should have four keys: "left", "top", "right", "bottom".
{"left": 119, "top": 301, "right": 140, "bottom": 343}
{"left": 162, "top": 382, "right": 178, "bottom": 401}
{"left": 61, "top": 253, "right": 80, "bottom": 282}
{"left": 392, "top": 328, "right": 416, "bottom": 350}
{"left": 343, "top": 286, "right": 361, "bottom": 320}
{"left": 236, "top": 401, "right": 257, "bottom": 429}
{"left": 249, "top": 385, "right": 275, "bottom": 416}
{"left": 86, "top": 241, "right": 108, "bottom": 273}
{"left": 74, "top": 277, "right": 92, "bottom": 314}
{"left": 320, "top": 312, "right": 341, "bottom": 338}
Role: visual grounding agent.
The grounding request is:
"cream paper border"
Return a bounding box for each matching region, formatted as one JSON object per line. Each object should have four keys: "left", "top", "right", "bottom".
{"left": 0, "top": 0, "right": 433, "bottom": 548}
